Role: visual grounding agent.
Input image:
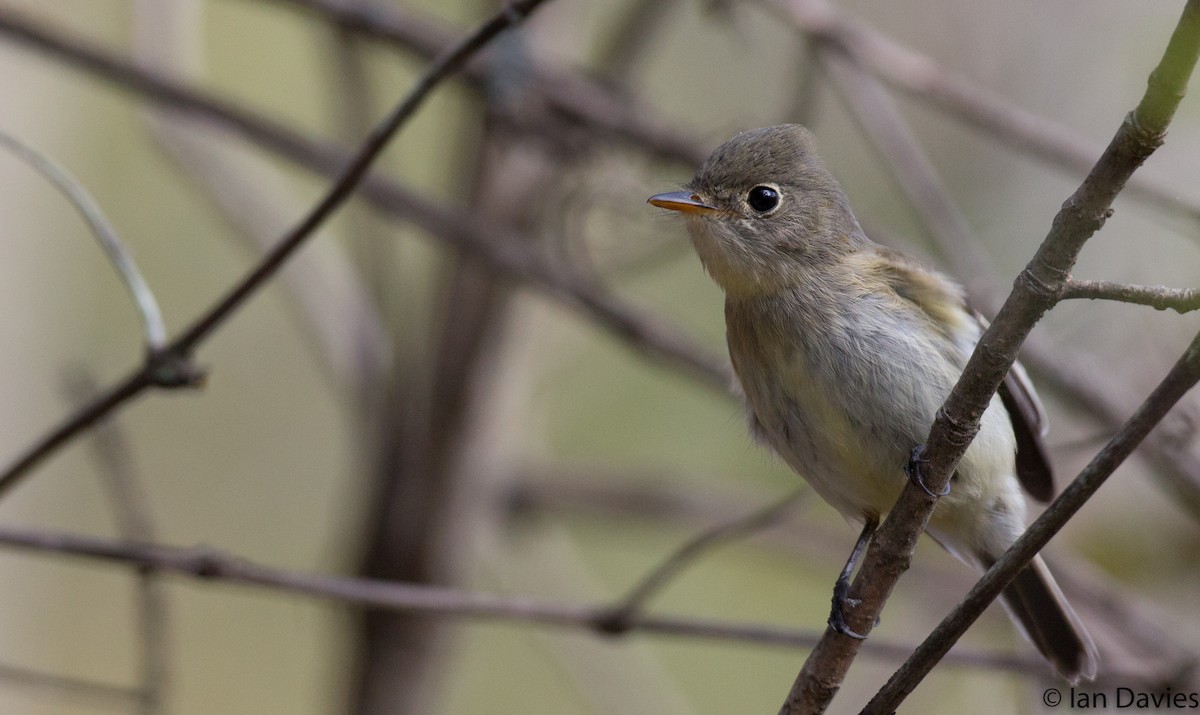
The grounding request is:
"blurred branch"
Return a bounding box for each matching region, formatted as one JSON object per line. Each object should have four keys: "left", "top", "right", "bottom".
{"left": 866, "top": 328, "right": 1200, "bottom": 713}
{"left": 246, "top": 0, "right": 707, "bottom": 164}
{"left": 766, "top": 0, "right": 1200, "bottom": 225}
{"left": 131, "top": 0, "right": 393, "bottom": 402}
{"left": 1022, "top": 342, "right": 1200, "bottom": 521}
{"left": 1060, "top": 279, "right": 1200, "bottom": 313}
{"left": 0, "top": 0, "right": 558, "bottom": 496}
{"left": 814, "top": 47, "right": 995, "bottom": 286}
{"left": 0, "top": 129, "right": 167, "bottom": 351}
{"left": 0, "top": 661, "right": 141, "bottom": 710}
{"left": 66, "top": 372, "right": 169, "bottom": 715}
{"left": 0, "top": 523, "right": 1046, "bottom": 676}
{"left": 594, "top": 0, "right": 681, "bottom": 84}
{"left": 780, "top": 1, "right": 1200, "bottom": 709}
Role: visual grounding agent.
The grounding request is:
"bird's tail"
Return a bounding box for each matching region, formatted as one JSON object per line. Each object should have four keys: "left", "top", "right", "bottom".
{"left": 981, "top": 552, "right": 1098, "bottom": 683}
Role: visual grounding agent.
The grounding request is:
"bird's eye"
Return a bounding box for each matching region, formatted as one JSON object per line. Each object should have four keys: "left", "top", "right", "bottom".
{"left": 746, "top": 185, "right": 780, "bottom": 213}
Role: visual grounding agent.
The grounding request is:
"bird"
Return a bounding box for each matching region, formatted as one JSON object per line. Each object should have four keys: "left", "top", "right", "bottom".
{"left": 648, "top": 124, "right": 1097, "bottom": 682}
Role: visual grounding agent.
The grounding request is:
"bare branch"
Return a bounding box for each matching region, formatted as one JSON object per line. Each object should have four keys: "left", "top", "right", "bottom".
{"left": 168, "top": 0, "right": 553, "bottom": 356}
{"left": 1023, "top": 341, "right": 1200, "bottom": 521}
{"left": 0, "top": 129, "right": 167, "bottom": 350}
{"left": 0, "top": 523, "right": 1046, "bottom": 675}
{"left": 131, "top": 0, "right": 394, "bottom": 403}
{"left": 866, "top": 328, "right": 1200, "bottom": 713}
{"left": 1060, "top": 279, "right": 1200, "bottom": 313}
{"left": 595, "top": 490, "right": 808, "bottom": 632}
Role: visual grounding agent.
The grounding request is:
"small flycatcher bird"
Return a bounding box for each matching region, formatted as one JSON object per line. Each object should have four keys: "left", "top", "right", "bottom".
{"left": 649, "top": 124, "right": 1097, "bottom": 682}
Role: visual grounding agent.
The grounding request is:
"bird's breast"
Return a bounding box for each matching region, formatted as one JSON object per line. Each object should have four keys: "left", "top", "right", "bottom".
{"left": 726, "top": 289, "right": 955, "bottom": 517}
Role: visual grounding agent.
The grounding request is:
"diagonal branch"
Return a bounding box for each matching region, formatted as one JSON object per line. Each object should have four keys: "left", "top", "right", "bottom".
{"left": 865, "top": 328, "right": 1200, "bottom": 713}
{"left": 778, "top": 1, "right": 1200, "bottom": 711}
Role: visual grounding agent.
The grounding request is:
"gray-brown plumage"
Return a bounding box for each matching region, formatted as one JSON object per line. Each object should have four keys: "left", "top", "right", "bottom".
{"left": 649, "top": 124, "right": 1096, "bottom": 681}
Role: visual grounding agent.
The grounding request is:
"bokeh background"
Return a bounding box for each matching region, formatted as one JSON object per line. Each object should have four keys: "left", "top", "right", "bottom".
{"left": 1, "top": 0, "right": 1199, "bottom": 713}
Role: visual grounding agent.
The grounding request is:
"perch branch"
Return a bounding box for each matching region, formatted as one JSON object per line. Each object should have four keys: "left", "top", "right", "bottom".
{"left": 865, "top": 328, "right": 1200, "bottom": 713}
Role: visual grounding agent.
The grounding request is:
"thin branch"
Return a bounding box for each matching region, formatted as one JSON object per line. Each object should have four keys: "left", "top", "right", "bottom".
{"left": 510, "top": 471, "right": 1200, "bottom": 686}
{"left": 0, "top": 129, "right": 167, "bottom": 351}
{"left": 0, "top": 0, "right": 556, "bottom": 497}
{"left": 66, "top": 371, "right": 169, "bottom": 715}
{"left": 865, "top": 328, "right": 1200, "bottom": 713}
{"left": 1060, "top": 279, "right": 1200, "bottom": 313}
{"left": 1023, "top": 341, "right": 1200, "bottom": 521}
{"left": 778, "top": 1, "right": 1200, "bottom": 711}
{"left": 132, "top": 0, "right": 394, "bottom": 404}
{"left": 250, "top": 0, "right": 707, "bottom": 165}
{"left": 169, "top": 0, "right": 552, "bottom": 355}
{"left": 0, "top": 523, "right": 1046, "bottom": 676}
{"left": 595, "top": 490, "right": 808, "bottom": 632}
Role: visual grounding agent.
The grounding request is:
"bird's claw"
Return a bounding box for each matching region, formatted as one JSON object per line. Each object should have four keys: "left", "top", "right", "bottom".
{"left": 828, "top": 577, "right": 868, "bottom": 640}
{"left": 905, "top": 444, "right": 950, "bottom": 497}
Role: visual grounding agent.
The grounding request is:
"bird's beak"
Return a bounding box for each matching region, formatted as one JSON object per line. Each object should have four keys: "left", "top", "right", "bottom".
{"left": 647, "top": 191, "right": 720, "bottom": 216}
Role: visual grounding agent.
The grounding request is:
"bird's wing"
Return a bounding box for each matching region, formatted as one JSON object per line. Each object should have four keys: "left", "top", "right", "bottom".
{"left": 870, "top": 248, "right": 1055, "bottom": 502}
{"left": 980, "top": 312, "right": 1055, "bottom": 503}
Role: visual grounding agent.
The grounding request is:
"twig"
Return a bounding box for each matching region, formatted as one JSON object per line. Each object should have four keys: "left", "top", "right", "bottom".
{"left": 0, "top": 523, "right": 1045, "bottom": 675}
{"left": 0, "top": 0, "right": 555, "bottom": 496}
{"left": 1060, "top": 279, "right": 1200, "bottom": 313}
{"left": 778, "top": 1, "right": 1200, "bottom": 711}
{"left": 509, "top": 471, "right": 1200, "bottom": 686}
{"left": 865, "top": 328, "right": 1200, "bottom": 713}
{"left": 0, "top": 129, "right": 167, "bottom": 351}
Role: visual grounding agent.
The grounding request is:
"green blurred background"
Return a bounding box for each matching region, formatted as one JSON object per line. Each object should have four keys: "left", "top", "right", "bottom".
{"left": 0, "top": 0, "right": 1198, "bottom": 713}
